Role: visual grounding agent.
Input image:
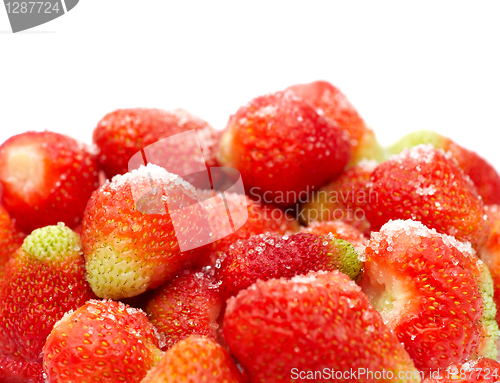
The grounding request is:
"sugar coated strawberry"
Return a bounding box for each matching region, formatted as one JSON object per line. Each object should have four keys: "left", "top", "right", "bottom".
{"left": 217, "top": 232, "right": 363, "bottom": 299}
{"left": 93, "top": 108, "right": 219, "bottom": 179}
{"left": 217, "top": 90, "right": 351, "bottom": 206}
{"left": 224, "top": 270, "right": 420, "bottom": 383}
{"left": 360, "top": 219, "right": 498, "bottom": 372}
{"left": 145, "top": 269, "right": 222, "bottom": 350}
{"left": 299, "top": 159, "right": 377, "bottom": 234}
{"left": 81, "top": 163, "right": 208, "bottom": 299}
{"left": 0, "top": 205, "right": 25, "bottom": 276}
{"left": 300, "top": 220, "right": 368, "bottom": 248}
{"left": 286, "top": 80, "right": 387, "bottom": 164}
{"left": 0, "top": 354, "right": 44, "bottom": 383}
{"left": 423, "top": 358, "right": 500, "bottom": 382}
{"left": 0, "top": 223, "right": 95, "bottom": 362}
{"left": 365, "top": 145, "right": 490, "bottom": 249}
{"left": 0, "top": 131, "right": 99, "bottom": 233}
{"left": 390, "top": 130, "right": 500, "bottom": 205}
{"left": 43, "top": 299, "right": 162, "bottom": 383}
{"left": 142, "top": 335, "right": 243, "bottom": 383}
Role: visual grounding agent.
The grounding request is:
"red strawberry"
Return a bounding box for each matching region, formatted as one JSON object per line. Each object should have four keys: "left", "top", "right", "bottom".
{"left": 390, "top": 130, "right": 500, "bottom": 205}
{"left": 423, "top": 358, "right": 500, "bottom": 382}
{"left": 142, "top": 335, "right": 243, "bottom": 383}
{"left": 0, "top": 131, "right": 99, "bottom": 233}
{"left": 217, "top": 232, "right": 363, "bottom": 299}
{"left": 287, "top": 80, "right": 387, "bottom": 164}
{"left": 299, "top": 160, "right": 377, "bottom": 234}
{"left": 0, "top": 205, "right": 25, "bottom": 276}
{"left": 0, "top": 354, "right": 44, "bottom": 383}
{"left": 145, "top": 269, "right": 222, "bottom": 350}
{"left": 0, "top": 223, "right": 95, "bottom": 362}
{"left": 223, "top": 270, "right": 420, "bottom": 383}
{"left": 43, "top": 299, "right": 162, "bottom": 383}
{"left": 217, "top": 90, "right": 351, "bottom": 206}
{"left": 365, "top": 145, "right": 490, "bottom": 249}
{"left": 93, "top": 108, "right": 219, "bottom": 179}
{"left": 359, "top": 219, "right": 498, "bottom": 372}
{"left": 300, "top": 220, "right": 368, "bottom": 248}
{"left": 81, "top": 163, "right": 209, "bottom": 299}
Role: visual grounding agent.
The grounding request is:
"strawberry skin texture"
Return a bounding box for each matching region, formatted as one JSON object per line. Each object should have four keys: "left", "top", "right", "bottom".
{"left": 365, "top": 145, "right": 490, "bottom": 249}
{"left": 360, "top": 219, "right": 497, "bottom": 372}
{"left": 286, "top": 80, "right": 387, "bottom": 164}
{"left": 223, "top": 271, "right": 420, "bottom": 383}
{"left": 0, "top": 205, "right": 25, "bottom": 276}
{"left": 82, "top": 164, "right": 208, "bottom": 299}
{"left": 145, "top": 269, "right": 222, "bottom": 350}
{"left": 0, "top": 131, "right": 99, "bottom": 233}
{"left": 142, "top": 335, "right": 243, "bottom": 383}
{"left": 423, "top": 358, "right": 500, "bottom": 382}
{"left": 300, "top": 220, "right": 368, "bottom": 248}
{"left": 43, "top": 299, "right": 162, "bottom": 383}
{"left": 0, "top": 354, "right": 44, "bottom": 383}
{"left": 93, "top": 108, "right": 219, "bottom": 179}
{"left": 389, "top": 130, "right": 500, "bottom": 205}
{"left": 217, "top": 232, "right": 363, "bottom": 299}
{"left": 217, "top": 91, "right": 351, "bottom": 207}
{"left": 0, "top": 224, "right": 95, "bottom": 362}
{"left": 299, "top": 160, "right": 377, "bottom": 234}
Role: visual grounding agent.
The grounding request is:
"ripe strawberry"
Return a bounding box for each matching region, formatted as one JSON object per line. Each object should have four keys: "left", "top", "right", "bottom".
{"left": 286, "top": 80, "right": 387, "bottom": 164}
{"left": 142, "top": 335, "right": 243, "bottom": 383}
{"left": 0, "top": 354, "right": 44, "bottom": 383}
{"left": 359, "top": 219, "right": 498, "bottom": 372}
{"left": 145, "top": 269, "right": 222, "bottom": 350}
{"left": 365, "top": 145, "right": 490, "bottom": 249}
{"left": 390, "top": 130, "right": 500, "bottom": 205}
{"left": 81, "top": 163, "right": 209, "bottom": 299}
{"left": 93, "top": 108, "right": 219, "bottom": 179}
{"left": 43, "top": 299, "right": 162, "bottom": 383}
{"left": 300, "top": 220, "right": 368, "bottom": 248}
{"left": 299, "top": 160, "right": 377, "bottom": 234}
{"left": 0, "top": 131, "right": 99, "bottom": 233}
{"left": 217, "top": 90, "right": 351, "bottom": 206}
{"left": 217, "top": 232, "right": 363, "bottom": 300}
{"left": 0, "top": 205, "right": 25, "bottom": 276}
{"left": 423, "top": 358, "right": 500, "bottom": 382}
{"left": 0, "top": 223, "right": 95, "bottom": 362}
{"left": 223, "top": 270, "right": 420, "bottom": 383}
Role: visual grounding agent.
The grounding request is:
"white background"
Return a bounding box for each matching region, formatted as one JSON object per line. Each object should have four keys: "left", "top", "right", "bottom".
{"left": 1, "top": 1, "right": 499, "bottom": 171}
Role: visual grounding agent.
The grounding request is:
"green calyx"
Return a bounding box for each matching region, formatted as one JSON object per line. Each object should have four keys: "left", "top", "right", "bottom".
{"left": 388, "top": 129, "right": 447, "bottom": 156}
{"left": 323, "top": 237, "right": 363, "bottom": 282}
{"left": 22, "top": 222, "right": 82, "bottom": 262}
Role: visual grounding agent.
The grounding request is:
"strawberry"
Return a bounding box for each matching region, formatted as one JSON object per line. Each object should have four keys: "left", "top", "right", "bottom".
{"left": 0, "top": 223, "right": 95, "bottom": 362}
{"left": 423, "top": 358, "right": 500, "bottom": 382}
{"left": 0, "top": 354, "right": 44, "bottom": 383}
{"left": 217, "top": 232, "right": 363, "bottom": 299}
{"left": 93, "top": 108, "right": 219, "bottom": 179}
{"left": 299, "top": 159, "right": 377, "bottom": 234}
{"left": 389, "top": 130, "right": 500, "bottom": 205}
{"left": 300, "top": 220, "right": 368, "bottom": 248}
{"left": 217, "top": 90, "right": 351, "bottom": 206}
{"left": 0, "top": 131, "right": 99, "bottom": 233}
{"left": 286, "top": 80, "right": 387, "bottom": 164}
{"left": 43, "top": 299, "right": 163, "bottom": 383}
{"left": 0, "top": 204, "right": 25, "bottom": 276}
{"left": 81, "top": 163, "right": 209, "bottom": 299}
{"left": 365, "top": 145, "right": 490, "bottom": 249}
{"left": 223, "top": 270, "right": 421, "bottom": 383}
{"left": 142, "top": 335, "right": 243, "bottom": 383}
{"left": 359, "top": 219, "right": 498, "bottom": 372}
{"left": 145, "top": 269, "right": 222, "bottom": 350}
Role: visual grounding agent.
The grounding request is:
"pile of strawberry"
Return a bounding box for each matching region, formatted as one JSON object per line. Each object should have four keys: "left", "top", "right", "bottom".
{"left": 1, "top": 82, "right": 500, "bottom": 383}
